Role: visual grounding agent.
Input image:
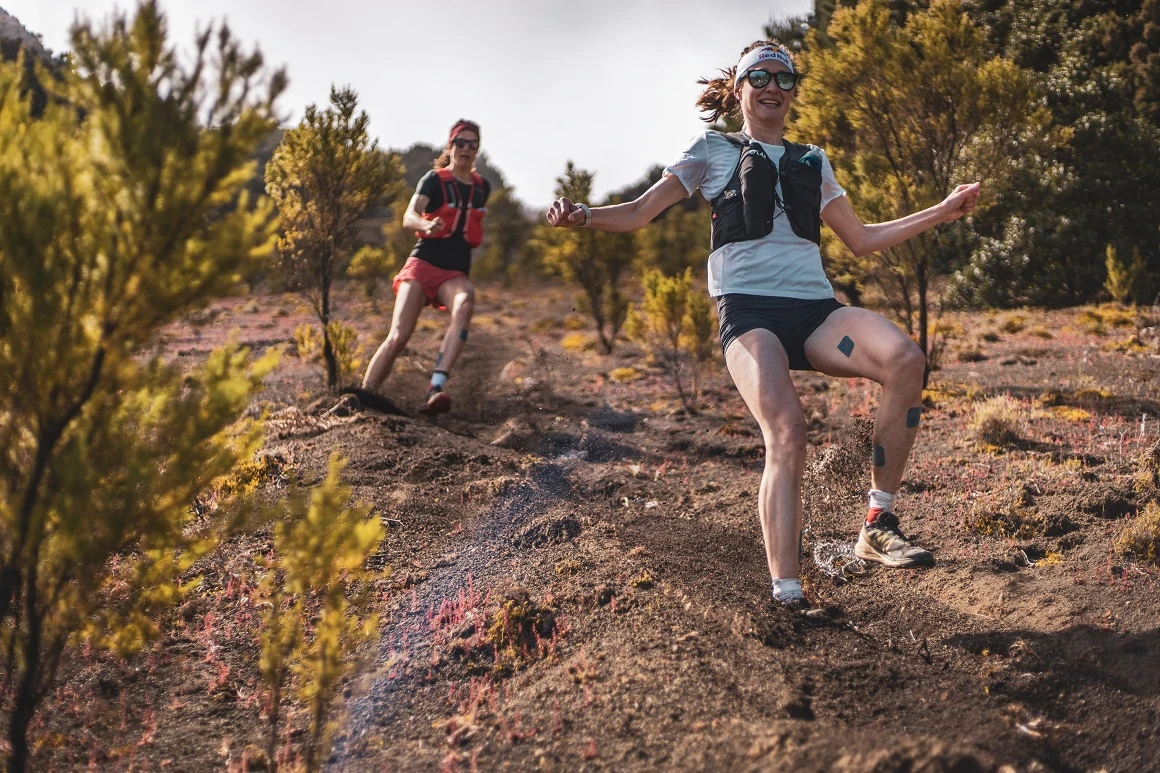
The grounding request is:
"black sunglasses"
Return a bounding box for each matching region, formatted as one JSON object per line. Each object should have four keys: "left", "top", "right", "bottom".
{"left": 745, "top": 69, "right": 801, "bottom": 91}
{"left": 451, "top": 138, "right": 479, "bottom": 150}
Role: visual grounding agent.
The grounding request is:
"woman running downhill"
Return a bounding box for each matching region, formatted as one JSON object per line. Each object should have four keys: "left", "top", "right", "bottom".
{"left": 545, "top": 41, "right": 980, "bottom": 608}
{"left": 361, "top": 119, "right": 491, "bottom": 415}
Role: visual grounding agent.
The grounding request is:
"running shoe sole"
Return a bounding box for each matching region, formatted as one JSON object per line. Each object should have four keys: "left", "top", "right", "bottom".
{"left": 854, "top": 540, "right": 934, "bottom": 568}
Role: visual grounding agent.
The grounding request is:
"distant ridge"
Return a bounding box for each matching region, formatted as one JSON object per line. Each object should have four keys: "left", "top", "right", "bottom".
{"left": 0, "top": 6, "right": 49, "bottom": 60}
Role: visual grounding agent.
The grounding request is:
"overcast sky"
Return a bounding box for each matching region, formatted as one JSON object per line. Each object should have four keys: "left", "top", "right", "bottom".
{"left": 12, "top": 0, "right": 810, "bottom": 207}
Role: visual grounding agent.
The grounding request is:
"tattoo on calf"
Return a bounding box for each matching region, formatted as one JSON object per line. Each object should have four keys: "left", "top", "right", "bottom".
{"left": 907, "top": 406, "right": 922, "bottom": 428}
{"left": 837, "top": 336, "right": 855, "bottom": 357}
{"left": 435, "top": 351, "right": 444, "bottom": 368}
{"left": 459, "top": 328, "right": 469, "bottom": 342}
{"left": 873, "top": 444, "right": 886, "bottom": 467}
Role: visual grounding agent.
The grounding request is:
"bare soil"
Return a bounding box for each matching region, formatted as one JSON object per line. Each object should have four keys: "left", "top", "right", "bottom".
{"left": 32, "top": 283, "right": 1160, "bottom": 772}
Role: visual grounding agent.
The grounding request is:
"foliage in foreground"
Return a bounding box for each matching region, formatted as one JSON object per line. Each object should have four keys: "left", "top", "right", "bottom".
{"left": 0, "top": 2, "right": 284, "bottom": 769}
{"left": 258, "top": 453, "right": 385, "bottom": 772}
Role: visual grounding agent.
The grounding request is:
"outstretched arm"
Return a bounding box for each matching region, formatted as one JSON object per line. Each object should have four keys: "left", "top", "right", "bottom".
{"left": 545, "top": 174, "right": 689, "bottom": 232}
{"left": 822, "top": 182, "right": 981, "bottom": 259}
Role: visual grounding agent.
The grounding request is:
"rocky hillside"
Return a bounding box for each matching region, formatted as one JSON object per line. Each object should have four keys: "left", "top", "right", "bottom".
{"left": 0, "top": 6, "right": 48, "bottom": 59}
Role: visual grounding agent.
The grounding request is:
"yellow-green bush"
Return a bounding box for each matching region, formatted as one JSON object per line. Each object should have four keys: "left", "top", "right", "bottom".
{"left": 295, "top": 321, "right": 365, "bottom": 386}
{"left": 625, "top": 268, "right": 716, "bottom": 413}
{"left": 258, "top": 453, "right": 385, "bottom": 772}
{"left": 0, "top": 6, "right": 287, "bottom": 766}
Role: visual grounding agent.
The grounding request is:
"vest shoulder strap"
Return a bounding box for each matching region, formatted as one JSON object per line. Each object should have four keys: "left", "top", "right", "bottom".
{"left": 720, "top": 131, "right": 750, "bottom": 148}
{"left": 780, "top": 140, "right": 810, "bottom": 164}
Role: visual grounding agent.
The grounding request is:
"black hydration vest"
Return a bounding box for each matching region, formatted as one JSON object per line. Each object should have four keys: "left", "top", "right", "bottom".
{"left": 709, "top": 132, "right": 824, "bottom": 251}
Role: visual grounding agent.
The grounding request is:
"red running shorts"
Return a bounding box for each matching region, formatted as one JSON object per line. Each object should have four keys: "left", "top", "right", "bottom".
{"left": 392, "top": 256, "right": 467, "bottom": 311}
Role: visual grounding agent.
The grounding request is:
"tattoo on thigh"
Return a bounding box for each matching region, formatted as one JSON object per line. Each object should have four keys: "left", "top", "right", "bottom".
{"left": 459, "top": 328, "right": 469, "bottom": 342}
{"left": 873, "top": 444, "right": 886, "bottom": 467}
{"left": 837, "top": 336, "right": 855, "bottom": 357}
{"left": 907, "top": 406, "right": 922, "bottom": 428}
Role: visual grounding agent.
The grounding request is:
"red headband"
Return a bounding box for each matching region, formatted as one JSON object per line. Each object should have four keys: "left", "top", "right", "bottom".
{"left": 449, "top": 121, "right": 479, "bottom": 141}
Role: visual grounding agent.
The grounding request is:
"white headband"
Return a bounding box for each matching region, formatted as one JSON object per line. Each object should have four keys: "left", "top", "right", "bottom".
{"left": 735, "top": 46, "right": 794, "bottom": 79}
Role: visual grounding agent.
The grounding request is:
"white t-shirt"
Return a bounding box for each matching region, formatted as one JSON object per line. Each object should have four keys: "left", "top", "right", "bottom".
{"left": 664, "top": 130, "right": 846, "bottom": 299}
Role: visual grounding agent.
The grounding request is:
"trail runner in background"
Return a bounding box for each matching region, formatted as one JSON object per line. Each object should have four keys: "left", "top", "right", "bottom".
{"left": 545, "top": 41, "right": 981, "bottom": 609}
{"left": 361, "top": 119, "right": 491, "bottom": 415}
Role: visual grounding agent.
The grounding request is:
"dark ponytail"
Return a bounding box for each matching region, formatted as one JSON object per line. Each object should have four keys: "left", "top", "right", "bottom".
{"left": 696, "top": 40, "right": 796, "bottom": 124}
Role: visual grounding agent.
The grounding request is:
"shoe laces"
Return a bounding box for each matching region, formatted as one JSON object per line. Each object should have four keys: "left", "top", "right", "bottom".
{"left": 871, "top": 511, "right": 910, "bottom": 541}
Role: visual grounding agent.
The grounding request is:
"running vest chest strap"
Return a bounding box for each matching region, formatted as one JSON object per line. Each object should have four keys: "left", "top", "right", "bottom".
{"left": 418, "top": 168, "right": 487, "bottom": 248}
{"left": 709, "top": 132, "right": 823, "bottom": 250}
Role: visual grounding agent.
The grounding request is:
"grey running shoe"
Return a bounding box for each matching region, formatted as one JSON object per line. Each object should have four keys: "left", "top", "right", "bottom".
{"left": 854, "top": 512, "right": 934, "bottom": 568}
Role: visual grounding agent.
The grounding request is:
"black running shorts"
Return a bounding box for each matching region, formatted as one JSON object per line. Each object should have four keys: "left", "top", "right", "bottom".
{"left": 717, "top": 294, "right": 845, "bottom": 371}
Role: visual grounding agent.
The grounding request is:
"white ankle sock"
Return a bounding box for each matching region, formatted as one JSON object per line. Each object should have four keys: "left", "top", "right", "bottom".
{"left": 868, "top": 488, "right": 896, "bottom": 512}
{"left": 771, "top": 578, "right": 803, "bottom": 602}
{"left": 430, "top": 370, "right": 448, "bottom": 391}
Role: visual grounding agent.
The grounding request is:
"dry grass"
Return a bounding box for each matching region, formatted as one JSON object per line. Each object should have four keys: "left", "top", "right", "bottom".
{"left": 1104, "top": 335, "right": 1150, "bottom": 353}
{"left": 562, "top": 313, "right": 588, "bottom": 331}
{"left": 955, "top": 343, "right": 987, "bottom": 362}
{"left": 1028, "top": 326, "right": 1054, "bottom": 339}
{"left": 1136, "top": 441, "right": 1160, "bottom": 498}
{"left": 561, "top": 332, "right": 597, "bottom": 353}
{"left": 967, "top": 483, "right": 1043, "bottom": 538}
{"left": 1076, "top": 305, "right": 1136, "bottom": 335}
{"left": 1048, "top": 406, "right": 1093, "bottom": 423}
{"left": 999, "top": 313, "right": 1027, "bottom": 334}
{"left": 922, "top": 381, "right": 982, "bottom": 408}
{"left": 968, "top": 395, "right": 1029, "bottom": 450}
{"left": 969, "top": 501, "right": 1044, "bottom": 539}
{"left": 1115, "top": 501, "right": 1160, "bottom": 564}
{"left": 608, "top": 367, "right": 639, "bottom": 383}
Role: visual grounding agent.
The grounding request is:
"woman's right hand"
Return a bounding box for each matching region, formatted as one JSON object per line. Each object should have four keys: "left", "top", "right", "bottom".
{"left": 546, "top": 197, "right": 587, "bottom": 228}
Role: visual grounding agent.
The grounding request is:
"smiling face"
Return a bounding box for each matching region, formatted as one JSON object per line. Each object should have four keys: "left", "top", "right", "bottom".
{"left": 735, "top": 61, "right": 795, "bottom": 127}
{"left": 449, "top": 129, "right": 480, "bottom": 169}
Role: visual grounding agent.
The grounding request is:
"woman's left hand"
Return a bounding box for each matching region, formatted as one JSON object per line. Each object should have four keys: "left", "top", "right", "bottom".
{"left": 940, "top": 182, "right": 981, "bottom": 222}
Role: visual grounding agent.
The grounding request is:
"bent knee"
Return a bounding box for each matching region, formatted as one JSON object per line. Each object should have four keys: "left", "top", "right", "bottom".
{"left": 888, "top": 340, "right": 926, "bottom": 382}
{"left": 384, "top": 329, "right": 410, "bottom": 351}
{"left": 761, "top": 421, "right": 808, "bottom": 459}
{"left": 453, "top": 288, "right": 475, "bottom": 313}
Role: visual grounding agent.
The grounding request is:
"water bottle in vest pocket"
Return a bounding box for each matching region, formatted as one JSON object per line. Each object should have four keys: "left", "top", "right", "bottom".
{"left": 780, "top": 148, "right": 822, "bottom": 245}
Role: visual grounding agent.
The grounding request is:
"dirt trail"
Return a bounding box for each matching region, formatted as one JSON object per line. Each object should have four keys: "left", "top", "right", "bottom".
{"left": 311, "top": 402, "right": 1159, "bottom": 772}
{"left": 32, "top": 288, "right": 1160, "bottom": 772}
